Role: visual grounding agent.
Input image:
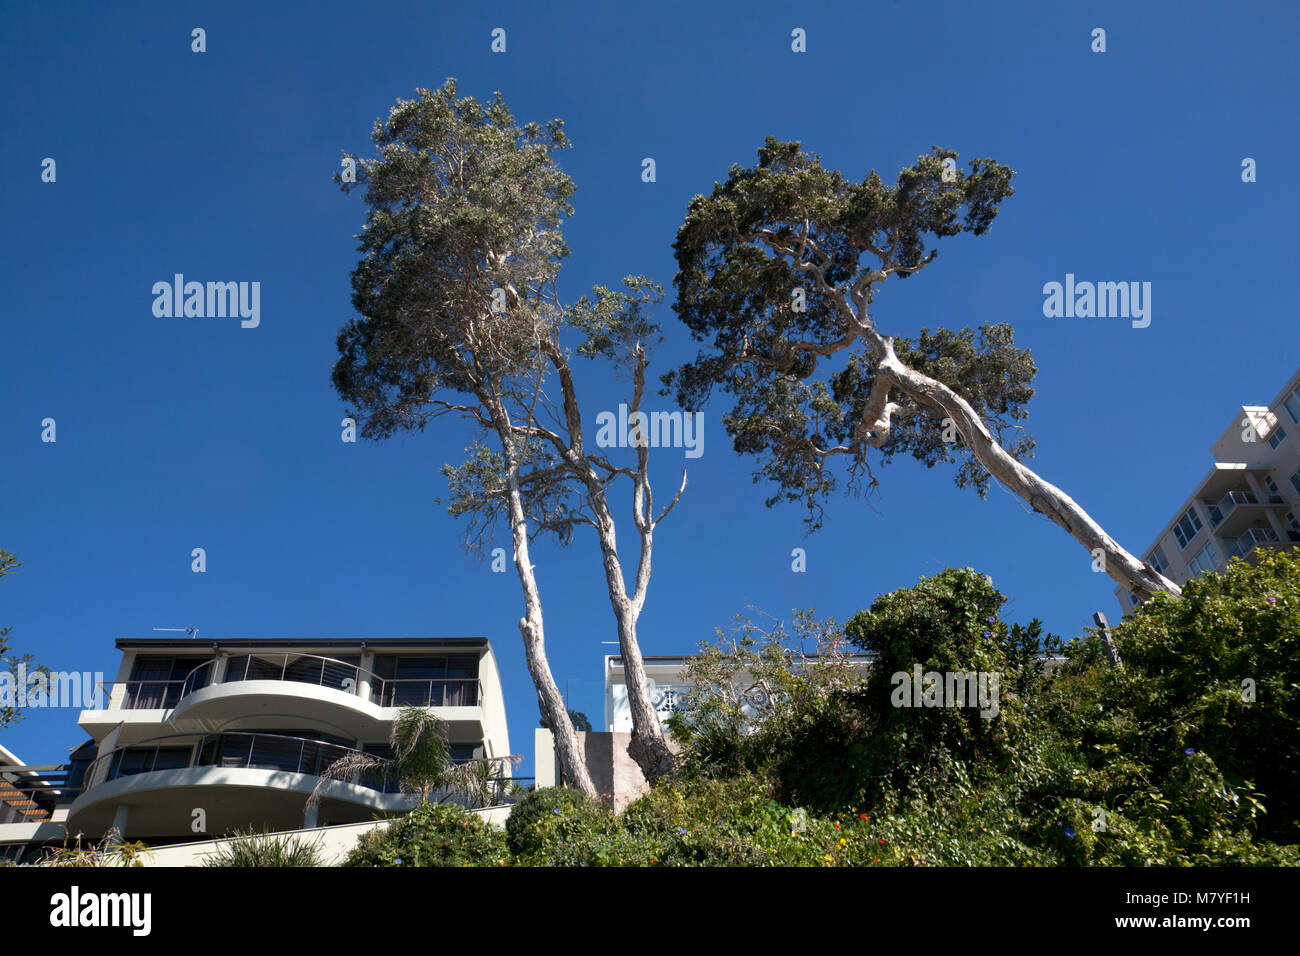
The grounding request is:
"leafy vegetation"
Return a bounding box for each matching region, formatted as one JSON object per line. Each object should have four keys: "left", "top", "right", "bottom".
{"left": 345, "top": 801, "right": 506, "bottom": 867}
{"left": 202, "top": 829, "right": 325, "bottom": 867}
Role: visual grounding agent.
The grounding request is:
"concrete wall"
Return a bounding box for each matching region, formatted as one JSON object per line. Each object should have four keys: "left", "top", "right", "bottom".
{"left": 126, "top": 804, "right": 513, "bottom": 867}
{"left": 534, "top": 729, "right": 675, "bottom": 812}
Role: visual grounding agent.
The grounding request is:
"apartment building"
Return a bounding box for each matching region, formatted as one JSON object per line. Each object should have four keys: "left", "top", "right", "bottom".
{"left": 27, "top": 636, "right": 513, "bottom": 848}
{"left": 1116, "top": 368, "right": 1300, "bottom": 614}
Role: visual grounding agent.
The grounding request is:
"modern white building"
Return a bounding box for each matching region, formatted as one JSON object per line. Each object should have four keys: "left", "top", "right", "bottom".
{"left": 2, "top": 636, "right": 511, "bottom": 856}
{"left": 1117, "top": 368, "right": 1300, "bottom": 614}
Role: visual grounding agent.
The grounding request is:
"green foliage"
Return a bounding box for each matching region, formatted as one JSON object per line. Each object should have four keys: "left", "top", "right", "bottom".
{"left": 661, "top": 563, "right": 1299, "bottom": 866}
{"left": 1042, "top": 548, "right": 1300, "bottom": 850}
{"left": 345, "top": 802, "right": 506, "bottom": 867}
{"left": 663, "top": 139, "right": 1027, "bottom": 529}
{"left": 504, "top": 786, "right": 595, "bottom": 856}
{"left": 0, "top": 548, "right": 45, "bottom": 729}
{"left": 203, "top": 829, "right": 324, "bottom": 867}
{"left": 37, "top": 830, "right": 151, "bottom": 868}
{"left": 333, "top": 80, "right": 575, "bottom": 436}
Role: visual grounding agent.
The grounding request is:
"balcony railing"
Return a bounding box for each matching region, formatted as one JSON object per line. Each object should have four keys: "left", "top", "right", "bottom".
{"left": 372, "top": 678, "right": 482, "bottom": 708}
{"left": 1226, "top": 526, "right": 1282, "bottom": 560}
{"left": 1207, "top": 490, "right": 1260, "bottom": 528}
{"left": 78, "top": 732, "right": 525, "bottom": 807}
{"left": 104, "top": 653, "right": 482, "bottom": 711}
{"left": 82, "top": 732, "right": 406, "bottom": 795}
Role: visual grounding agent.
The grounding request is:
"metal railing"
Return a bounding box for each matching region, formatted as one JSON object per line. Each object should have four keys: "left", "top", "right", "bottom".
{"left": 372, "top": 677, "right": 482, "bottom": 708}
{"left": 104, "top": 654, "right": 482, "bottom": 711}
{"left": 1227, "top": 526, "right": 1281, "bottom": 559}
{"left": 100, "top": 679, "right": 192, "bottom": 710}
{"left": 82, "top": 732, "right": 405, "bottom": 795}
{"left": 1207, "top": 490, "right": 1260, "bottom": 528}
{"left": 77, "top": 732, "right": 524, "bottom": 806}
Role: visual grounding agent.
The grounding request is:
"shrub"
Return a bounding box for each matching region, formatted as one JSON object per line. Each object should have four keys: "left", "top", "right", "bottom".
{"left": 202, "top": 829, "right": 324, "bottom": 867}
{"left": 344, "top": 801, "right": 506, "bottom": 867}
{"left": 504, "top": 786, "right": 593, "bottom": 855}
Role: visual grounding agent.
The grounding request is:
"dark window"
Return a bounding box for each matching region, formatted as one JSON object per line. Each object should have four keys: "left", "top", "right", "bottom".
{"left": 372, "top": 655, "right": 479, "bottom": 706}
{"left": 126, "top": 656, "right": 212, "bottom": 708}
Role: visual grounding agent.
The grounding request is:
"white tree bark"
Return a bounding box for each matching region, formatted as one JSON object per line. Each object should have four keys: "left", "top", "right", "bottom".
{"left": 492, "top": 397, "right": 597, "bottom": 799}
{"left": 859, "top": 329, "right": 1181, "bottom": 601}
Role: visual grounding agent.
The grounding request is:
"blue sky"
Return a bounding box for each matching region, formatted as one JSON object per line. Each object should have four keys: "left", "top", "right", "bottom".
{"left": 2, "top": 0, "right": 1298, "bottom": 775}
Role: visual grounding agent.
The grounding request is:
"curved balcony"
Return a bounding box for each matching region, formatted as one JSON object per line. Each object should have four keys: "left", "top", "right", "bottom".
{"left": 69, "top": 731, "right": 523, "bottom": 839}
{"left": 68, "top": 731, "right": 414, "bottom": 839}
{"left": 88, "top": 653, "right": 486, "bottom": 740}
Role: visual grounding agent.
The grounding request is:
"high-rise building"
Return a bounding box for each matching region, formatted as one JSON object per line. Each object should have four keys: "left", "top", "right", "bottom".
{"left": 1116, "top": 369, "right": 1300, "bottom": 614}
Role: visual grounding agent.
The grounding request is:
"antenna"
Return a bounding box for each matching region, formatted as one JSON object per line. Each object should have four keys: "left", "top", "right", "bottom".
{"left": 153, "top": 626, "right": 200, "bottom": 640}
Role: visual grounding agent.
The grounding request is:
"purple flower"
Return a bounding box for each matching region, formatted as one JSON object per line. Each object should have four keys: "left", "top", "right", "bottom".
{"left": 986, "top": 617, "right": 996, "bottom": 624}
{"left": 678, "top": 828, "right": 688, "bottom": 835}
{"left": 553, "top": 808, "right": 561, "bottom": 814}
{"left": 1185, "top": 747, "right": 1196, "bottom": 756}
{"left": 983, "top": 631, "right": 992, "bottom": 638}
{"left": 1064, "top": 828, "right": 1076, "bottom": 839}
{"left": 1268, "top": 596, "right": 1277, "bottom": 605}
{"left": 394, "top": 858, "right": 403, "bottom": 865}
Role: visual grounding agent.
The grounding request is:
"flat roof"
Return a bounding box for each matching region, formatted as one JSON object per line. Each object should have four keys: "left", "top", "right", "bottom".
{"left": 115, "top": 636, "right": 488, "bottom": 649}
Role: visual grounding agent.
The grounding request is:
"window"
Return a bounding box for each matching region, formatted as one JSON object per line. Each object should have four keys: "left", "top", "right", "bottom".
{"left": 1148, "top": 547, "right": 1169, "bottom": 576}
{"left": 1128, "top": 592, "right": 1141, "bottom": 608}
{"left": 1289, "top": 511, "right": 1300, "bottom": 533}
{"left": 1283, "top": 386, "right": 1300, "bottom": 425}
{"left": 1187, "top": 542, "right": 1220, "bottom": 576}
{"left": 1265, "top": 474, "right": 1280, "bottom": 495}
{"left": 1291, "top": 469, "right": 1300, "bottom": 497}
{"left": 126, "top": 656, "right": 213, "bottom": 708}
{"left": 1269, "top": 425, "right": 1287, "bottom": 450}
{"left": 1173, "top": 506, "right": 1203, "bottom": 549}
{"left": 372, "top": 655, "right": 480, "bottom": 707}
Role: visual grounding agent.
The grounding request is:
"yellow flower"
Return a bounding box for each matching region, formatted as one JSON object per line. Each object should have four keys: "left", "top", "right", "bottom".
{"left": 824, "top": 854, "right": 833, "bottom": 862}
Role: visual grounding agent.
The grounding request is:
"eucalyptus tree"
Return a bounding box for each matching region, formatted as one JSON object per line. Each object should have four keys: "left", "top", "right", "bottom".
{"left": 332, "top": 81, "right": 680, "bottom": 791}
{"left": 664, "top": 140, "right": 1180, "bottom": 600}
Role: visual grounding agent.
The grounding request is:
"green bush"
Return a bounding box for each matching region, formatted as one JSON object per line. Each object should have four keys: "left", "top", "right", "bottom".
{"left": 504, "top": 786, "right": 593, "bottom": 855}
{"left": 202, "top": 829, "right": 323, "bottom": 867}
{"left": 344, "top": 801, "right": 506, "bottom": 867}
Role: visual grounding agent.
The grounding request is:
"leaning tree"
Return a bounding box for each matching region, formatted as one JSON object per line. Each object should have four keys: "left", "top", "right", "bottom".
{"left": 664, "top": 139, "right": 1180, "bottom": 601}
{"left": 332, "top": 81, "right": 682, "bottom": 792}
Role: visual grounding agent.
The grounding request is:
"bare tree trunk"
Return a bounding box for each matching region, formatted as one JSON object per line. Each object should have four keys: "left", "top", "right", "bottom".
{"left": 493, "top": 402, "right": 597, "bottom": 799}
{"left": 538, "top": 338, "right": 681, "bottom": 784}
{"left": 860, "top": 332, "right": 1182, "bottom": 602}
{"left": 591, "top": 514, "right": 676, "bottom": 783}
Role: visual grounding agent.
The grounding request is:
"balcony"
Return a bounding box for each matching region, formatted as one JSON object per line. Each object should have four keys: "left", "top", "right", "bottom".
{"left": 1225, "top": 526, "right": 1288, "bottom": 560}
{"left": 86, "top": 653, "right": 487, "bottom": 743}
{"left": 1206, "top": 490, "right": 1259, "bottom": 528}
{"left": 68, "top": 731, "right": 523, "bottom": 839}
{"left": 104, "top": 654, "right": 482, "bottom": 712}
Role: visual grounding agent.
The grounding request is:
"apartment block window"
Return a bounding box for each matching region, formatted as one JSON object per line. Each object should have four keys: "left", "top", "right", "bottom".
{"left": 1289, "top": 511, "right": 1300, "bottom": 533}
{"left": 1283, "top": 387, "right": 1300, "bottom": 426}
{"left": 1148, "top": 547, "right": 1169, "bottom": 576}
{"left": 371, "top": 655, "right": 480, "bottom": 707}
{"left": 1187, "top": 542, "right": 1220, "bottom": 576}
{"left": 1269, "top": 425, "right": 1288, "bottom": 450}
{"left": 1172, "top": 506, "right": 1203, "bottom": 550}
{"left": 126, "top": 656, "right": 213, "bottom": 709}
{"left": 1291, "top": 469, "right": 1300, "bottom": 497}
{"left": 1128, "top": 592, "right": 1141, "bottom": 608}
{"left": 1265, "top": 474, "right": 1281, "bottom": 496}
